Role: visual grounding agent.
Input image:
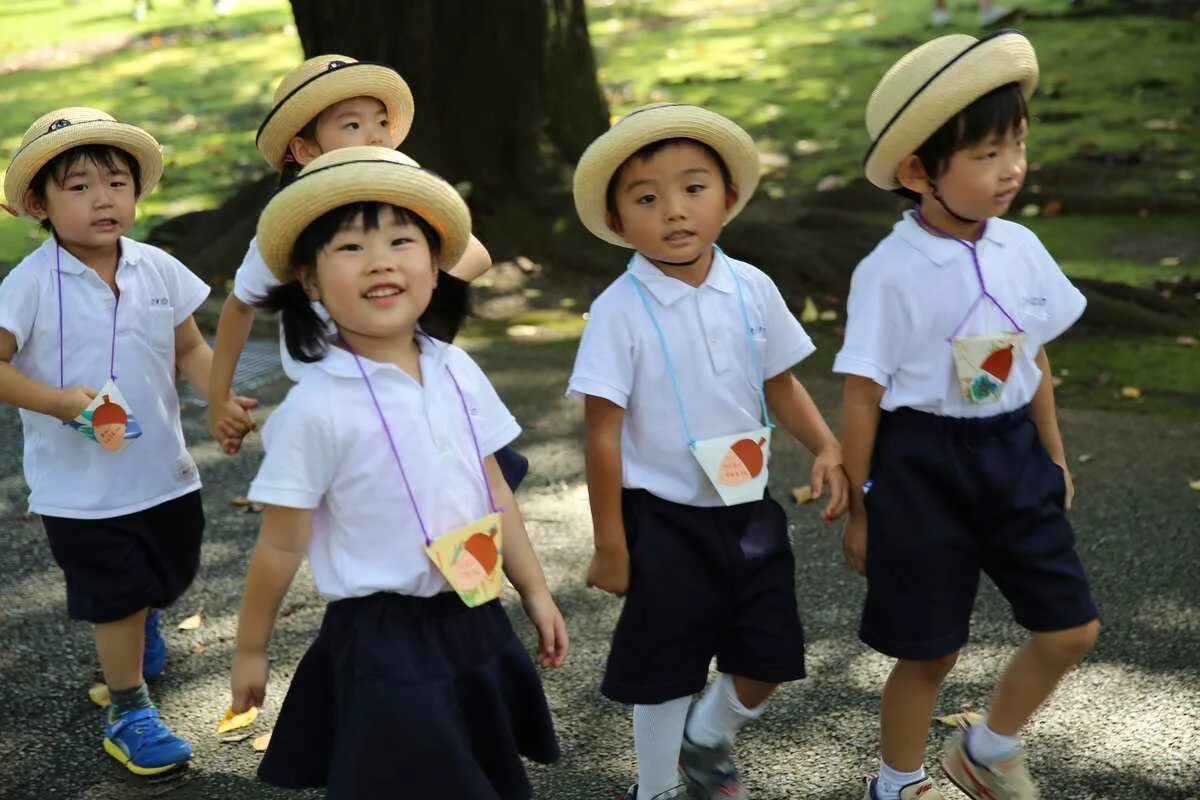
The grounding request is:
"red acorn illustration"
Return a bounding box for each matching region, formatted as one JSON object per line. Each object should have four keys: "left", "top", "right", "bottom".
{"left": 980, "top": 344, "right": 1015, "bottom": 381}
{"left": 91, "top": 395, "right": 128, "bottom": 453}
{"left": 463, "top": 529, "right": 500, "bottom": 575}
{"left": 718, "top": 437, "right": 767, "bottom": 486}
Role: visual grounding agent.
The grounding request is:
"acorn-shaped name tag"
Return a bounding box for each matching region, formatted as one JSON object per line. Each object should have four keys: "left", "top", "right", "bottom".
{"left": 691, "top": 426, "right": 772, "bottom": 506}
{"left": 951, "top": 332, "right": 1025, "bottom": 405}
{"left": 68, "top": 378, "right": 143, "bottom": 452}
{"left": 425, "top": 511, "right": 505, "bottom": 608}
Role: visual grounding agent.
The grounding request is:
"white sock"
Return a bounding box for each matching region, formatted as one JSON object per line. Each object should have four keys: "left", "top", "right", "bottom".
{"left": 967, "top": 718, "right": 1021, "bottom": 765}
{"left": 633, "top": 696, "right": 692, "bottom": 798}
{"left": 684, "top": 673, "right": 766, "bottom": 749}
{"left": 876, "top": 762, "right": 926, "bottom": 800}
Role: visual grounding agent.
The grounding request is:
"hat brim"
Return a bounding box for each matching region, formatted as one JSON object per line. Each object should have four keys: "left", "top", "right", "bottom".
{"left": 256, "top": 63, "right": 415, "bottom": 169}
{"left": 256, "top": 157, "right": 471, "bottom": 281}
{"left": 3, "top": 121, "right": 163, "bottom": 216}
{"left": 864, "top": 30, "right": 1038, "bottom": 190}
{"left": 573, "top": 104, "right": 760, "bottom": 248}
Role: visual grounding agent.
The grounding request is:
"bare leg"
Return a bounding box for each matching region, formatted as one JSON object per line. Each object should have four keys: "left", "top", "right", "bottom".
{"left": 986, "top": 620, "right": 1099, "bottom": 736}
{"left": 881, "top": 652, "right": 959, "bottom": 771}
{"left": 731, "top": 675, "right": 777, "bottom": 709}
{"left": 94, "top": 608, "right": 147, "bottom": 691}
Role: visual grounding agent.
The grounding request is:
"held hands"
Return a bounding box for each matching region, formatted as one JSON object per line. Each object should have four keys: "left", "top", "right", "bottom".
{"left": 810, "top": 447, "right": 850, "bottom": 522}
{"left": 586, "top": 542, "right": 630, "bottom": 597}
{"left": 209, "top": 394, "right": 260, "bottom": 455}
{"left": 230, "top": 648, "right": 269, "bottom": 714}
{"left": 55, "top": 385, "right": 96, "bottom": 422}
{"left": 521, "top": 588, "right": 569, "bottom": 668}
{"left": 842, "top": 511, "right": 867, "bottom": 575}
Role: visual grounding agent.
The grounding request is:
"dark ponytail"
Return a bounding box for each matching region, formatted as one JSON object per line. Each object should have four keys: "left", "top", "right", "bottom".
{"left": 257, "top": 280, "right": 330, "bottom": 363}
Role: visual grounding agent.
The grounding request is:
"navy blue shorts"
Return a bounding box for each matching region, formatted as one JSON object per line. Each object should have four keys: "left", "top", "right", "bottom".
{"left": 601, "top": 489, "right": 807, "bottom": 705}
{"left": 860, "top": 406, "right": 1098, "bottom": 661}
{"left": 42, "top": 491, "right": 205, "bottom": 624}
{"left": 495, "top": 445, "right": 529, "bottom": 492}
{"left": 259, "top": 592, "right": 559, "bottom": 800}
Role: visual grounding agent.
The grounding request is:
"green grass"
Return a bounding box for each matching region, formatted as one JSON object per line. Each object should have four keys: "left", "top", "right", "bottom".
{"left": 1022, "top": 214, "right": 1197, "bottom": 286}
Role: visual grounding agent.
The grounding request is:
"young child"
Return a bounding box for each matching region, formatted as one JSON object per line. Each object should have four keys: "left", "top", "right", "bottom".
{"left": 0, "top": 107, "right": 248, "bottom": 774}
{"left": 839, "top": 31, "right": 1100, "bottom": 800}
{"left": 567, "top": 104, "right": 849, "bottom": 800}
{"left": 229, "top": 146, "right": 567, "bottom": 799}
{"left": 207, "top": 55, "right": 526, "bottom": 484}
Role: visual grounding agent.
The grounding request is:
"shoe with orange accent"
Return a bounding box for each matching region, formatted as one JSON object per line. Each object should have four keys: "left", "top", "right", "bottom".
{"left": 862, "top": 776, "right": 949, "bottom": 799}
{"left": 940, "top": 728, "right": 1038, "bottom": 799}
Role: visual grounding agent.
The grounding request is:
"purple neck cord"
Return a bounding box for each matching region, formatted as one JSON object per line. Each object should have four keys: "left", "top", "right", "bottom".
{"left": 56, "top": 242, "right": 119, "bottom": 390}
{"left": 345, "top": 336, "right": 499, "bottom": 547}
{"left": 913, "top": 210, "right": 1024, "bottom": 341}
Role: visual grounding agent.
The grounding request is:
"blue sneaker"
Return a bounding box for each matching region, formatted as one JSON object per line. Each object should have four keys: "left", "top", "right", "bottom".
{"left": 143, "top": 610, "right": 166, "bottom": 680}
{"left": 102, "top": 706, "right": 192, "bottom": 775}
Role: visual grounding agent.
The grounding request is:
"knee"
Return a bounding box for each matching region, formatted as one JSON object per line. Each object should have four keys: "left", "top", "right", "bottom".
{"left": 902, "top": 650, "right": 960, "bottom": 684}
{"left": 1036, "top": 619, "right": 1100, "bottom": 664}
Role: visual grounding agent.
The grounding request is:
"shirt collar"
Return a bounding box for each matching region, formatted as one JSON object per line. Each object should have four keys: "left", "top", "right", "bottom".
{"left": 893, "top": 210, "right": 1009, "bottom": 267}
{"left": 44, "top": 235, "right": 143, "bottom": 276}
{"left": 314, "top": 332, "right": 451, "bottom": 380}
{"left": 627, "top": 247, "right": 735, "bottom": 306}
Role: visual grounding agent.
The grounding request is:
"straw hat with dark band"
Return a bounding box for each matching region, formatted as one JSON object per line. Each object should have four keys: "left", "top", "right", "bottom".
{"left": 3, "top": 107, "right": 163, "bottom": 217}
{"left": 864, "top": 30, "right": 1039, "bottom": 190}
{"left": 256, "top": 55, "right": 415, "bottom": 170}
{"left": 572, "top": 103, "right": 760, "bottom": 248}
{"left": 256, "top": 146, "right": 470, "bottom": 281}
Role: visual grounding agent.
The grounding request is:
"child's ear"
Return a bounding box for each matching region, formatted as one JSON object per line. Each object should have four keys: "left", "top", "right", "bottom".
{"left": 289, "top": 136, "right": 322, "bottom": 167}
{"left": 895, "top": 155, "right": 933, "bottom": 197}
{"left": 23, "top": 190, "right": 47, "bottom": 221}
{"left": 724, "top": 186, "right": 739, "bottom": 212}
{"left": 298, "top": 267, "right": 321, "bottom": 301}
{"left": 605, "top": 211, "right": 624, "bottom": 236}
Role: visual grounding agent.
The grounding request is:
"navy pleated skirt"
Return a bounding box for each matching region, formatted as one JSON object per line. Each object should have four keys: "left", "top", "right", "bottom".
{"left": 258, "top": 591, "right": 560, "bottom": 799}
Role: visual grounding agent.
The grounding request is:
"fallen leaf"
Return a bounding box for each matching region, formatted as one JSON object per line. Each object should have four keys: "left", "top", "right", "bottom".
{"left": 791, "top": 486, "right": 813, "bottom": 505}
{"left": 88, "top": 682, "right": 110, "bottom": 708}
{"left": 218, "top": 706, "right": 259, "bottom": 734}
{"left": 1176, "top": 336, "right": 1198, "bottom": 348}
{"left": 252, "top": 732, "right": 272, "bottom": 752}
{"left": 1051, "top": 376, "right": 1064, "bottom": 388}
{"left": 177, "top": 613, "right": 203, "bottom": 631}
{"left": 1120, "top": 386, "right": 1143, "bottom": 399}
{"left": 506, "top": 324, "right": 540, "bottom": 338}
{"left": 935, "top": 711, "right": 983, "bottom": 728}
{"left": 815, "top": 174, "right": 845, "bottom": 192}
{"left": 1077, "top": 453, "right": 1094, "bottom": 464}
{"left": 1159, "top": 256, "right": 1182, "bottom": 267}
{"left": 219, "top": 731, "right": 253, "bottom": 744}
{"left": 800, "top": 298, "right": 819, "bottom": 324}
{"left": 1177, "top": 169, "right": 1194, "bottom": 181}
{"left": 229, "top": 496, "right": 252, "bottom": 507}
{"left": 1019, "top": 203, "right": 1040, "bottom": 218}
{"left": 1042, "top": 200, "right": 1065, "bottom": 216}
{"left": 818, "top": 309, "right": 838, "bottom": 322}
{"left": 1189, "top": 479, "right": 1200, "bottom": 492}
{"left": 192, "top": 642, "right": 207, "bottom": 655}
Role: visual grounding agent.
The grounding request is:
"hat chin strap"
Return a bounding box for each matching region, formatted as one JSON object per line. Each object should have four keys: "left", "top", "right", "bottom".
{"left": 651, "top": 253, "right": 705, "bottom": 268}
{"left": 931, "top": 183, "right": 982, "bottom": 225}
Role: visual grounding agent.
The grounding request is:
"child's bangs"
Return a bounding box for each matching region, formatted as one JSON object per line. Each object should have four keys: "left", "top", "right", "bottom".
{"left": 35, "top": 144, "right": 142, "bottom": 194}
{"left": 914, "top": 82, "right": 1028, "bottom": 183}
{"left": 290, "top": 201, "right": 443, "bottom": 268}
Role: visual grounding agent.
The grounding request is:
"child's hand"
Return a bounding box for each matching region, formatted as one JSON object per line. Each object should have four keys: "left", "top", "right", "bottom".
{"left": 811, "top": 447, "right": 849, "bottom": 522}
{"left": 521, "top": 588, "right": 569, "bottom": 668}
{"left": 230, "top": 649, "right": 269, "bottom": 713}
{"left": 586, "top": 543, "right": 630, "bottom": 597}
{"left": 55, "top": 385, "right": 96, "bottom": 422}
{"left": 1056, "top": 461, "right": 1075, "bottom": 510}
{"left": 208, "top": 394, "right": 260, "bottom": 455}
{"left": 842, "top": 512, "right": 867, "bottom": 575}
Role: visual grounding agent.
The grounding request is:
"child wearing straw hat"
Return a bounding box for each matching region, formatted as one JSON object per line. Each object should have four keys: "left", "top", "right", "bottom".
{"left": 838, "top": 31, "right": 1099, "bottom": 800}
{"left": 208, "top": 55, "right": 531, "bottom": 489}
{"left": 567, "top": 104, "right": 849, "bottom": 800}
{"left": 229, "top": 145, "right": 566, "bottom": 799}
{"left": 0, "top": 107, "right": 252, "bottom": 775}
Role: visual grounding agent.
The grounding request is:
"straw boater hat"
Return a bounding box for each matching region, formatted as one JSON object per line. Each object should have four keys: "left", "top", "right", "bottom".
{"left": 2, "top": 107, "right": 163, "bottom": 217}
{"left": 256, "top": 146, "right": 471, "bottom": 281}
{"left": 573, "top": 103, "right": 760, "bottom": 248}
{"left": 256, "top": 54, "right": 415, "bottom": 170}
{"left": 863, "top": 30, "right": 1038, "bottom": 191}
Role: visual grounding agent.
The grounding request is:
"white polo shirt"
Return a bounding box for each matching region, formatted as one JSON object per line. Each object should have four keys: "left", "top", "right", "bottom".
{"left": 0, "top": 236, "right": 209, "bottom": 518}
{"left": 247, "top": 338, "right": 520, "bottom": 601}
{"left": 567, "top": 250, "right": 815, "bottom": 507}
{"left": 231, "top": 236, "right": 314, "bottom": 381}
{"left": 834, "top": 211, "right": 1086, "bottom": 418}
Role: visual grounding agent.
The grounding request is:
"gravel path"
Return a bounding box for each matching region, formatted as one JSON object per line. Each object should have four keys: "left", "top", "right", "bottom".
{"left": 1, "top": 336, "right": 1197, "bottom": 799}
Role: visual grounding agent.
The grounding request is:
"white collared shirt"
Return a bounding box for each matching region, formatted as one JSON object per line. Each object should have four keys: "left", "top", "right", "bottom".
{"left": 248, "top": 338, "right": 520, "bottom": 601}
{"left": 232, "top": 235, "right": 315, "bottom": 381}
{"left": 567, "top": 250, "right": 815, "bottom": 507}
{"left": 0, "top": 236, "right": 210, "bottom": 518}
{"left": 834, "top": 211, "right": 1086, "bottom": 417}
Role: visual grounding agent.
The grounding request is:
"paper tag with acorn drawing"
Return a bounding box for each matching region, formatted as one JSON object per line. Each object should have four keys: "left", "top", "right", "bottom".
{"left": 67, "top": 378, "right": 143, "bottom": 453}
{"left": 690, "top": 426, "right": 771, "bottom": 506}
{"left": 424, "top": 511, "right": 504, "bottom": 608}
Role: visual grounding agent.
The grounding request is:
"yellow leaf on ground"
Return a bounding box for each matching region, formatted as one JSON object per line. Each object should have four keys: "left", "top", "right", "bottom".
{"left": 1176, "top": 335, "right": 1197, "bottom": 348}
{"left": 252, "top": 732, "right": 272, "bottom": 752}
{"left": 800, "top": 298, "right": 819, "bottom": 323}
{"left": 229, "top": 496, "right": 252, "bottom": 507}
{"left": 1120, "top": 386, "right": 1143, "bottom": 399}
{"left": 1189, "top": 479, "right": 1200, "bottom": 491}
{"left": 218, "top": 705, "right": 259, "bottom": 734}
{"left": 791, "top": 486, "right": 813, "bottom": 505}
{"left": 88, "top": 682, "right": 110, "bottom": 708}
{"left": 818, "top": 309, "right": 838, "bottom": 322}
{"left": 177, "top": 613, "right": 202, "bottom": 631}
{"left": 934, "top": 711, "right": 982, "bottom": 728}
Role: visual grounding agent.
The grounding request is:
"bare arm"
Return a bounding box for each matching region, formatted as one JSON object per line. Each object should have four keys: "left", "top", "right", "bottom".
{"left": 207, "top": 294, "right": 260, "bottom": 453}
{"left": 0, "top": 327, "right": 94, "bottom": 421}
{"left": 446, "top": 234, "right": 492, "bottom": 282}
{"left": 840, "top": 375, "right": 884, "bottom": 574}
{"left": 174, "top": 315, "right": 215, "bottom": 401}
{"left": 230, "top": 504, "right": 313, "bottom": 711}
{"left": 764, "top": 370, "right": 848, "bottom": 520}
{"left": 583, "top": 395, "right": 630, "bottom": 595}
{"left": 1029, "top": 346, "right": 1074, "bottom": 509}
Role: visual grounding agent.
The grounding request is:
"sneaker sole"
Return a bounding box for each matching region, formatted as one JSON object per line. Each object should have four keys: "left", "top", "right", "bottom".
{"left": 103, "top": 737, "right": 187, "bottom": 776}
{"left": 940, "top": 753, "right": 998, "bottom": 800}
